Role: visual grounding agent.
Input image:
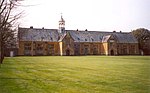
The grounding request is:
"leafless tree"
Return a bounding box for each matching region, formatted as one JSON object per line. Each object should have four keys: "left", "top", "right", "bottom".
{"left": 0, "top": 0, "right": 23, "bottom": 63}
{"left": 132, "top": 28, "right": 150, "bottom": 55}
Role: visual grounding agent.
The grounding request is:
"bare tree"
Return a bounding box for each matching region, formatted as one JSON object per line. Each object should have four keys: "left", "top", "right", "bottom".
{"left": 0, "top": 0, "right": 23, "bottom": 63}
{"left": 132, "top": 28, "right": 150, "bottom": 55}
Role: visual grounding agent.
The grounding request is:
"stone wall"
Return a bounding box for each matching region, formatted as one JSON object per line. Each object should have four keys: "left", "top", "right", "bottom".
{"left": 18, "top": 41, "right": 60, "bottom": 56}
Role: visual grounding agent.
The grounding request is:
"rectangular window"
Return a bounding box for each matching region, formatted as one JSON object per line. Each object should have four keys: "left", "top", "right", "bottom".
{"left": 36, "top": 43, "right": 43, "bottom": 55}
{"left": 84, "top": 45, "right": 89, "bottom": 55}
{"left": 37, "top": 43, "right": 43, "bottom": 51}
{"left": 24, "top": 43, "right": 31, "bottom": 50}
{"left": 130, "top": 45, "right": 135, "bottom": 54}
{"left": 74, "top": 44, "right": 80, "bottom": 55}
{"left": 123, "top": 45, "right": 127, "bottom": 54}
{"left": 93, "top": 45, "right": 98, "bottom": 55}
{"left": 24, "top": 43, "right": 31, "bottom": 55}
{"left": 47, "top": 44, "right": 54, "bottom": 55}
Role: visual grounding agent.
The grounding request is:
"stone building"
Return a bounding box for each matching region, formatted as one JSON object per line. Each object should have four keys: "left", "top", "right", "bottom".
{"left": 18, "top": 16, "right": 146, "bottom": 56}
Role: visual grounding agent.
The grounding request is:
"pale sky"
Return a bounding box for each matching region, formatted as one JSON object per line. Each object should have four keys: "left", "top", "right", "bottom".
{"left": 18, "top": 0, "right": 150, "bottom": 32}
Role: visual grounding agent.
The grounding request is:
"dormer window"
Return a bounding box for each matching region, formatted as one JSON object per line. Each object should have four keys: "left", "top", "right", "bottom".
{"left": 41, "top": 37, "right": 44, "bottom": 41}
{"left": 78, "top": 38, "right": 80, "bottom": 41}
{"left": 99, "top": 36, "right": 102, "bottom": 40}
{"left": 50, "top": 37, "right": 53, "bottom": 41}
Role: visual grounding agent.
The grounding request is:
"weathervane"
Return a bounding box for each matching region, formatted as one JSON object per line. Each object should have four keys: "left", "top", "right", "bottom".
{"left": 61, "top": 13, "right": 63, "bottom": 18}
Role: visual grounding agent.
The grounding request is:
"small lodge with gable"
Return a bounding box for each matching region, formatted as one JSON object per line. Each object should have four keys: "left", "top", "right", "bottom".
{"left": 18, "top": 16, "right": 149, "bottom": 56}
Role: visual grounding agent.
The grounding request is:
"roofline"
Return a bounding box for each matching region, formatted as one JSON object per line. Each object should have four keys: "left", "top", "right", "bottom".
{"left": 18, "top": 27, "right": 130, "bottom": 33}
{"left": 19, "top": 40, "right": 59, "bottom": 42}
{"left": 18, "top": 27, "right": 58, "bottom": 31}
{"left": 66, "top": 30, "right": 130, "bottom": 33}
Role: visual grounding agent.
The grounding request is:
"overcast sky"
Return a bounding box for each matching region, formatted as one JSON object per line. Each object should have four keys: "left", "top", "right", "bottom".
{"left": 18, "top": 0, "right": 150, "bottom": 32}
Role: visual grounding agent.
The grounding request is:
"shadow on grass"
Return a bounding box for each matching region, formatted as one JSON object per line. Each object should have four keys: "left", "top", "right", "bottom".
{"left": 0, "top": 77, "right": 34, "bottom": 80}
{"left": 0, "top": 77, "right": 60, "bottom": 82}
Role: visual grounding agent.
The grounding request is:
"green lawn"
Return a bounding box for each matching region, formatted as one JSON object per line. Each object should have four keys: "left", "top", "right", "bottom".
{"left": 0, "top": 56, "right": 150, "bottom": 93}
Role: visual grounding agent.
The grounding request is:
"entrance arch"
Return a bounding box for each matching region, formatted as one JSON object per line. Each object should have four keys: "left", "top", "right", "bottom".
{"left": 110, "top": 50, "right": 114, "bottom": 55}
{"left": 66, "top": 49, "right": 70, "bottom": 56}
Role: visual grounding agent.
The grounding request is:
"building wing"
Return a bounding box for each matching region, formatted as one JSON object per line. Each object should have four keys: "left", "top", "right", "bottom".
{"left": 68, "top": 30, "right": 138, "bottom": 43}
{"left": 18, "top": 27, "right": 59, "bottom": 42}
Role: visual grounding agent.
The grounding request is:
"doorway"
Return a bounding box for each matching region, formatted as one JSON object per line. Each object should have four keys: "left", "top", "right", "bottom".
{"left": 110, "top": 50, "right": 114, "bottom": 55}
{"left": 66, "top": 49, "right": 70, "bottom": 56}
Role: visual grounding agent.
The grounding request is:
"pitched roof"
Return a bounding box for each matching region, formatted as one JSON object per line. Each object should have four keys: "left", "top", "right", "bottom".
{"left": 68, "top": 30, "right": 109, "bottom": 42}
{"left": 18, "top": 27, "right": 138, "bottom": 43}
{"left": 68, "top": 30, "right": 138, "bottom": 43}
{"left": 102, "top": 35, "right": 111, "bottom": 42}
{"left": 18, "top": 27, "right": 59, "bottom": 42}
{"left": 58, "top": 33, "right": 66, "bottom": 42}
{"left": 115, "top": 33, "right": 138, "bottom": 43}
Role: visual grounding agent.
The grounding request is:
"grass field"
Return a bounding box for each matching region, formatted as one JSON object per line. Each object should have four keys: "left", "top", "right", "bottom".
{"left": 0, "top": 56, "right": 150, "bottom": 93}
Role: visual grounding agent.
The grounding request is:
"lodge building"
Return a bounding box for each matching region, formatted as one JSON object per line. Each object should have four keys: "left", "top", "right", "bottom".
{"left": 18, "top": 16, "right": 149, "bottom": 56}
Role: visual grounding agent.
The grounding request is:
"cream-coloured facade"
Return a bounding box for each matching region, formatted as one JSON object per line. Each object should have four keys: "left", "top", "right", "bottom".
{"left": 18, "top": 16, "right": 141, "bottom": 56}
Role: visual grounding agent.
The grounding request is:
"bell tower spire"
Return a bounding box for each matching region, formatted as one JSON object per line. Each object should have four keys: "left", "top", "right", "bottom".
{"left": 58, "top": 13, "right": 65, "bottom": 34}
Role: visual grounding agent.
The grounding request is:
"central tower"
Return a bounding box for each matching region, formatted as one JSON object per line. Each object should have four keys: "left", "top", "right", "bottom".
{"left": 58, "top": 14, "right": 65, "bottom": 34}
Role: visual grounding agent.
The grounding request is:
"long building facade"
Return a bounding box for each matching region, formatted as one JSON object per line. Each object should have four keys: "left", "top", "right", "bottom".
{"left": 18, "top": 16, "right": 149, "bottom": 56}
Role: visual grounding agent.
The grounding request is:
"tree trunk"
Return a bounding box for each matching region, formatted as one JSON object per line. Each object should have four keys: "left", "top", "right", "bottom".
{"left": 0, "top": 40, "right": 5, "bottom": 63}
